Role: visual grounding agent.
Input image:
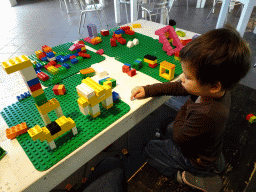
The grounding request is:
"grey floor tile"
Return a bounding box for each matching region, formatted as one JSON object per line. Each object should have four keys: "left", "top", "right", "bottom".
{"left": 59, "top": 37, "right": 81, "bottom": 45}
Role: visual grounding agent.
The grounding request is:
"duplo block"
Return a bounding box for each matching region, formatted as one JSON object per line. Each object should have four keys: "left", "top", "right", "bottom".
{"left": 53, "top": 84, "right": 66, "bottom": 95}
{"left": 101, "top": 30, "right": 109, "bottom": 36}
{"left": 127, "top": 69, "right": 136, "bottom": 77}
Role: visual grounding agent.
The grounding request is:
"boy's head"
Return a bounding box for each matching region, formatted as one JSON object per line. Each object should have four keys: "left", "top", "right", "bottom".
{"left": 179, "top": 24, "right": 251, "bottom": 96}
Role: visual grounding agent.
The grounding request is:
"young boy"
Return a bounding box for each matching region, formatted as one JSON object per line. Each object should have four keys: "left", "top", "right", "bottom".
{"left": 130, "top": 24, "right": 251, "bottom": 191}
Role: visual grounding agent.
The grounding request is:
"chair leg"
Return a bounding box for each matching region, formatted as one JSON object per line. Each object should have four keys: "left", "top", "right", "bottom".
{"left": 236, "top": 4, "right": 243, "bottom": 16}
{"left": 82, "top": 12, "right": 86, "bottom": 27}
{"left": 79, "top": 12, "right": 84, "bottom": 33}
{"left": 212, "top": 0, "right": 216, "bottom": 13}
{"left": 124, "top": 3, "right": 129, "bottom": 24}
{"left": 207, "top": 3, "right": 217, "bottom": 19}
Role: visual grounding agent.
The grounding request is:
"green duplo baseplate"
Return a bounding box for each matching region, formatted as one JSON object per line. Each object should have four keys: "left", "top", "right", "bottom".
{"left": 28, "top": 42, "right": 105, "bottom": 87}
{"left": 82, "top": 27, "right": 183, "bottom": 82}
{"left": 0, "top": 147, "right": 6, "bottom": 160}
{"left": 0, "top": 74, "right": 130, "bottom": 171}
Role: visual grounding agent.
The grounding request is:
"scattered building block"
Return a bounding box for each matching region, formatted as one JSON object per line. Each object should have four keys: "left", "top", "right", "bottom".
{"left": 6, "top": 122, "right": 28, "bottom": 140}
{"left": 110, "top": 38, "right": 117, "bottom": 47}
{"left": 127, "top": 41, "right": 134, "bottom": 48}
{"left": 112, "top": 91, "right": 120, "bottom": 102}
{"left": 117, "top": 37, "right": 126, "bottom": 45}
{"left": 80, "top": 68, "right": 95, "bottom": 78}
{"left": 101, "top": 29, "right": 109, "bottom": 36}
{"left": 132, "top": 23, "right": 141, "bottom": 28}
{"left": 37, "top": 72, "right": 49, "bottom": 81}
{"left": 127, "top": 69, "right": 136, "bottom": 77}
{"left": 133, "top": 38, "right": 139, "bottom": 46}
{"left": 159, "top": 61, "right": 176, "bottom": 80}
{"left": 53, "top": 84, "right": 66, "bottom": 95}
{"left": 96, "top": 49, "right": 104, "bottom": 55}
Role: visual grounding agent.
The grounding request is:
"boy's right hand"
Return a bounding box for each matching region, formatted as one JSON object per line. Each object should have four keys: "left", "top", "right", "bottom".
{"left": 130, "top": 86, "right": 146, "bottom": 100}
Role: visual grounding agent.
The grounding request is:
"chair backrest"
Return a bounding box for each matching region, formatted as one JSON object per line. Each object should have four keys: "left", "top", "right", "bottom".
{"left": 149, "top": 0, "right": 169, "bottom": 9}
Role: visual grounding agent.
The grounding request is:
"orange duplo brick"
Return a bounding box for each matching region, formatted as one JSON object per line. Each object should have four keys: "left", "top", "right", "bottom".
{"left": 80, "top": 68, "right": 95, "bottom": 75}
{"left": 6, "top": 122, "right": 28, "bottom": 140}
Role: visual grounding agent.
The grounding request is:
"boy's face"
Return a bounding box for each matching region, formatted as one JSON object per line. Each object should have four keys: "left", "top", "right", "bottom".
{"left": 180, "top": 62, "right": 213, "bottom": 97}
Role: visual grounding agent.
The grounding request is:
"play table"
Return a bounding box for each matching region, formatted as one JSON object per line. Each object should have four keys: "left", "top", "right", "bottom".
{"left": 0, "top": 20, "right": 199, "bottom": 192}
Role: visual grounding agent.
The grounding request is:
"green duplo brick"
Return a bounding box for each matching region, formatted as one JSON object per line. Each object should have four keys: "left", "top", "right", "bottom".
{"left": 69, "top": 50, "right": 76, "bottom": 54}
{"left": 33, "top": 94, "right": 48, "bottom": 106}
{"left": 77, "top": 56, "right": 83, "bottom": 62}
{"left": 132, "top": 62, "right": 140, "bottom": 70}
{"left": 110, "top": 79, "right": 116, "bottom": 88}
{"left": 59, "top": 66, "right": 67, "bottom": 74}
{"left": 51, "top": 76, "right": 61, "bottom": 84}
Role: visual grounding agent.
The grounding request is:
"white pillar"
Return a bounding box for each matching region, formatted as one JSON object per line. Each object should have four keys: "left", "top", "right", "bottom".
{"left": 216, "top": 0, "right": 231, "bottom": 29}
{"left": 236, "top": 0, "right": 255, "bottom": 37}
{"left": 131, "top": 0, "right": 138, "bottom": 22}
{"left": 114, "top": 0, "right": 121, "bottom": 23}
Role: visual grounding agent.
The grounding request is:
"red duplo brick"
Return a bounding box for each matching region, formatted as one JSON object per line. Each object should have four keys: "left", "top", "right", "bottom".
{"left": 117, "top": 38, "right": 126, "bottom": 45}
{"left": 110, "top": 38, "right": 117, "bottom": 47}
{"left": 78, "top": 40, "right": 85, "bottom": 44}
{"left": 122, "top": 65, "right": 130, "bottom": 73}
{"left": 175, "top": 51, "right": 180, "bottom": 57}
{"left": 101, "top": 30, "right": 109, "bottom": 36}
{"left": 149, "top": 63, "right": 158, "bottom": 68}
{"left": 127, "top": 69, "right": 136, "bottom": 77}
{"left": 120, "top": 26, "right": 130, "bottom": 31}
{"left": 55, "top": 64, "right": 62, "bottom": 68}
{"left": 125, "top": 30, "right": 135, "bottom": 35}
{"left": 79, "top": 53, "right": 90, "bottom": 58}
{"left": 70, "top": 55, "right": 76, "bottom": 60}
{"left": 30, "top": 83, "right": 42, "bottom": 92}
{"left": 48, "top": 60, "right": 57, "bottom": 66}
{"left": 37, "top": 72, "right": 49, "bottom": 81}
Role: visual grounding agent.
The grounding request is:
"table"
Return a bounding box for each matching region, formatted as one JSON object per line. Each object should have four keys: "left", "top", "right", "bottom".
{"left": 215, "top": 0, "right": 256, "bottom": 37}
{"left": 0, "top": 20, "right": 197, "bottom": 192}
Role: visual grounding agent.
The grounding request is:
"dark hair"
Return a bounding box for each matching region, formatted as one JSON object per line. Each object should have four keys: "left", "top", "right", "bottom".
{"left": 179, "top": 24, "right": 251, "bottom": 91}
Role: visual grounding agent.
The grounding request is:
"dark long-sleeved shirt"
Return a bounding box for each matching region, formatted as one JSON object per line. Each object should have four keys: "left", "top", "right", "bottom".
{"left": 143, "top": 81, "right": 231, "bottom": 169}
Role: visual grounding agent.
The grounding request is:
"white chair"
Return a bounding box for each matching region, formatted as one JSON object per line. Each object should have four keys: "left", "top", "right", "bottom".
{"left": 78, "top": 0, "right": 106, "bottom": 33}
{"left": 169, "top": 0, "right": 189, "bottom": 11}
{"left": 120, "top": 0, "right": 143, "bottom": 23}
{"left": 207, "top": 0, "right": 242, "bottom": 19}
{"left": 140, "top": 0, "right": 171, "bottom": 24}
{"left": 59, "top": 0, "right": 82, "bottom": 14}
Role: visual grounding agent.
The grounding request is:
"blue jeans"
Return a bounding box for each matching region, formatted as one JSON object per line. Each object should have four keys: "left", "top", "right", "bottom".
{"left": 141, "top": 121, "right": 216, "bottom": 180}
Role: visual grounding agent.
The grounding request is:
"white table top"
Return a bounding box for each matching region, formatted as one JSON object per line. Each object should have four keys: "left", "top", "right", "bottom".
{"left": 0, "top": 20, "right": 199, "bottom": 192}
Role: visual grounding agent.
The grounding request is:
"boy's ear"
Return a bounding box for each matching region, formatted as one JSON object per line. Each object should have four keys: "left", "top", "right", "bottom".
{"left": 209, "top": 82, "right": 222, "bottom": 93}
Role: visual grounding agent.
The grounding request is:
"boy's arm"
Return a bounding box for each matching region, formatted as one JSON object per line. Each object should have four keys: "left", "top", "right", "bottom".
{"left": 143, "top": 80, "right": 190, "bottom": 98}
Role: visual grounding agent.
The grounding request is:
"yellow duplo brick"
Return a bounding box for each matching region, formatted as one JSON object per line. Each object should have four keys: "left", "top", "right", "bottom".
{"left": 36, "top": 98, "right": 60, "bottom": 115}
{"left": 35, "top": 50, "right": 42, "bottom": 58}
{"left": 81, "top": 46, "right": 86, "bottom": 51}
{"left": 67, "top": 117, "right": 76, "bottom": 127}
{"left": 106, "top": 78, "right": 112, "bottom": 81}
{"left": 78, "top": 97, "right": 89, "bottom": 108}
{"left": 95, "top": 37, "right": 102, "bottom": 42}
{"left": 28, "top": 125, "right": 43, "bottom": 141}
{"left": 48, "top": 66, "right": 55, "bottom": 70}
{"left": 132, "top": 23, "right": 141, "bottom": 28}
{"left": 103, "top": 81, "right": 112, "bottom": 87}
{"left": 31, "top": 88, "right": 44, "bottom": 98}
{"left": 144, "top": 58, "right": 157, "bottom": 65}
{"left": 82, "top": 78, "right": 104, "bottom": 97}
{"left": 53, "top": 51, "right": 56, "bottom": 55}
{"left": 2, "top": 55, "right": 33, "bottom": 74}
